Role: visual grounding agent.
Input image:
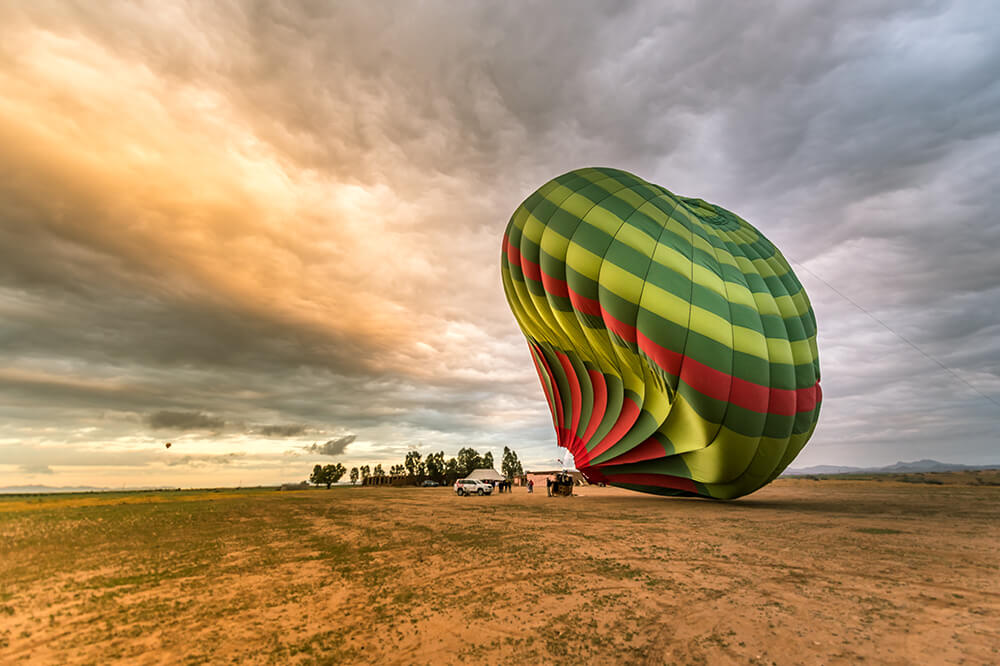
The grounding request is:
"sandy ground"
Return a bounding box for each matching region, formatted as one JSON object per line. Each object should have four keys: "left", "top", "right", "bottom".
{"left": 1, "top": 475, "right": 998, "bottom": 664}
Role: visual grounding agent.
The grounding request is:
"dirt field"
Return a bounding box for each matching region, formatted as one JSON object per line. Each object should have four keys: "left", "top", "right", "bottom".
{"left": 1, "top": 474, "right": 998, "bottom": 665}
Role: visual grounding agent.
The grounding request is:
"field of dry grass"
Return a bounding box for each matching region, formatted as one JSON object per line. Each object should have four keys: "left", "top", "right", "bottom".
{"left": 1, "top": 474, "right": 998, "bottom": 664}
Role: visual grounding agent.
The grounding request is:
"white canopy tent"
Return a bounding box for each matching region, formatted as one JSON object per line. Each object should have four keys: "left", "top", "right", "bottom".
{"left": 465, "top": 468, "right": 504, "bottom": 482}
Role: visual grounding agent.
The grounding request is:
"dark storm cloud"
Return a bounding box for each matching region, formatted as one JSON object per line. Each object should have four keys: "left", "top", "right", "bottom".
{"left": 255, "top": 424, "right": 311, "bottom": 437}
{"left": 1, "top": 0, "right": 998, "bottom": 484}
{"left": 148, "top": 411, "right": 225, "bottom": 431}
{"left": 0, "top": 187, "right": 377, "bottom": 378}
{"left": 305, "top": 435, "right": 356, "bottom": 457}
{"left": 165, "top": 453, "right": 244, "bottom": 468}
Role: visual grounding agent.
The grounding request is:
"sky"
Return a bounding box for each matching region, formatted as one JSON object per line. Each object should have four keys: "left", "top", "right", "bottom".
{"left": 1, "top": 1, "right": 998, "bottom": 488}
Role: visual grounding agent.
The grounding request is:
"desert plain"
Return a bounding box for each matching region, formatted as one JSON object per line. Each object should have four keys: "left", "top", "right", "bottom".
{"left": 1, "top": 473, "right": 998, "bottom": 665}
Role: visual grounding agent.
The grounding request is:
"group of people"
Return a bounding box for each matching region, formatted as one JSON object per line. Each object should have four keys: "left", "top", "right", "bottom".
{"left": 491, "top": 479, "right": 514, "bottom": 493}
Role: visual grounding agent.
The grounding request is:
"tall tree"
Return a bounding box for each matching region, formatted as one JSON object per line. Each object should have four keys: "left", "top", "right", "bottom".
{"left": 321, "top": 463, "right": 346, "bottom": 488}
{"left": 373, "top": 464, "right": 385, "bottom": 477}
{"left": 456, "top": 447, "right": 482, "bottom": 477}
{"left": 309, "top": 464, "right": 325, "bottom": 488}
{"left": 360, "top": 465, "right": 371, "bottom": 481}
{"left": 483, "top": 451, "right": 494, "bottom": 470}
{"left": 424, "top": 451, "right": 445, "bottom": 483}
{"left": 404, "top": 451, "right": 423, "bottom": 479}
{"left": 349, "top": 467, "right": 359, "bottom": 485}
{"left": 444, "top": 457, "right": 460, "bottom": 484}
{"left": 502, "top": 446, "right": 524, "bottom": 480}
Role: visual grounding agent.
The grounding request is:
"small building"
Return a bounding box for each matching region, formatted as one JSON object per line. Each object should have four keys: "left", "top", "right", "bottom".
{"left": 362, "top": 474, "right": 409, "bottom": 487}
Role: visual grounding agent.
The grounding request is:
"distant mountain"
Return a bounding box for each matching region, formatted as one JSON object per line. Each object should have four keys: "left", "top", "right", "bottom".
{"left": 783, "top": 465, "right": 865, "bottom": 475}
{"left": 0, "top": 485, "right": 183, "bottom": 495}
{"left": 784, "top": 459, "right": 1000, "bottom": 476}
{"left": 0, "top": 485, "right": 111, "bottom": 494}
{"left": 876, "top": 459, "right": 992, "bottom": 473}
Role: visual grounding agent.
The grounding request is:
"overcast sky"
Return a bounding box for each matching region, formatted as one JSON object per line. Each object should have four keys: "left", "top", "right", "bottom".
{"left": 1, "top": 1, "right": 997, "bottom": 488}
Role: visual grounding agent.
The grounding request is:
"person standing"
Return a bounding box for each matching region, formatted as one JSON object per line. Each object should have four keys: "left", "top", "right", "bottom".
{"left": 527, "top": 478, "right": 533, "bottom": 494}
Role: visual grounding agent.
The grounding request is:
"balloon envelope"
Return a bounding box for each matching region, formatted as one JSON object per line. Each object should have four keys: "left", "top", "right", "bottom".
{"left": 501, "top": 168, "right": 821, "bottom": 499}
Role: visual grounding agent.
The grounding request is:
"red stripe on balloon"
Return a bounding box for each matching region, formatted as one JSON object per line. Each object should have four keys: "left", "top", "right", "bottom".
{"left": 604, "top": 473, "right": 698, "bottom": 494}
{"left": 593, "top": 435, "right": 667, "bottom": 466}
{"left": 521, "top": 255, "right": 542, "bottom": 283}
{"left": 580, "top": 396, "right": 642, "bottom": 465}
{"left": 528, "top": 344, "right": 560, "bottom": 437}
{"left": 541, "top": 270, "right": 570, "bottom": 299}
{"left": 568, "top": 287, "right": 602, "bottom": 319}
{"left": 635, "top": 330, "right": 683, "bottom": 376}
{"left": 530, "top": 342, "right": 565, "bottom": 443}
{"left": 504, "top": 233, "right": 520, "bottom": 268}
{"left": 602, "top": 306, "right": 637, "bottom": 344}
{"left": 727, "top": 370, "right": 772, "bottom": 413}
{"left": 554, "top": 350, "right": 582, "bottom": 452}
{"left": 579, "top": 369, "right": 607, "bottom": 446}
{"left": 506, "top": 235, "right": 543, "bottom": 284}
{"left": 680, "top": 356, "right": 731, "bottom": 404}
{"left": 579, "top": 466, "right": 609, "bottom": 485}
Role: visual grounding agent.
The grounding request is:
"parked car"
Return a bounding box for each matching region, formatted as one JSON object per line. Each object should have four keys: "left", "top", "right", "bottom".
{"left": 454, "top": 479, "right": 493, "bottom": 496}
{"left": 421, "top": 480, "right": 440, "bottom": 487}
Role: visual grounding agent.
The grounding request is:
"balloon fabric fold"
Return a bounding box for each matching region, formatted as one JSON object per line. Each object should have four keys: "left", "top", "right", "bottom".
{"left": 501, "top": 167, "right": 821, "bottom": 499}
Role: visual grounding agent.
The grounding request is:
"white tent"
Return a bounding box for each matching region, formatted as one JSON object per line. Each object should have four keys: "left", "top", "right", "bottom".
{"left": 465, "top": 468, "right": 504, "bottom": 482}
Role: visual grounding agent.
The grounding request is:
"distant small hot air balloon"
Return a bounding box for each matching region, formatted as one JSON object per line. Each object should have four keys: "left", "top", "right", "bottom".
{"left": 165, "top": 442, "right": 172, "bottom": 449}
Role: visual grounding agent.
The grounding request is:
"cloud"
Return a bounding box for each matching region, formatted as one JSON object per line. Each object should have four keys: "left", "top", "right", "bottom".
{"left": 305, "top": 435, "right": 356, "bottom": 457}
{"left": 164, "top": 453, "right": 245, "bottom": 468}
{"left": 148, "top": 411, "right": 225, "bottom": 431}
{"left": 255, "top": 424, "right": 311, "bottom": 437}
{"left": 19, "top": 464, "right": 53, "bottom": 475}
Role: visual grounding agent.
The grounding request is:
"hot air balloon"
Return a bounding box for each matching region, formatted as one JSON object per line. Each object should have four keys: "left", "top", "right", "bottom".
{"left": 501, "top": 167, "right": 821, "bottom": 499}
{"left": 165, "top": 442, "right": 172, "bottom": 449}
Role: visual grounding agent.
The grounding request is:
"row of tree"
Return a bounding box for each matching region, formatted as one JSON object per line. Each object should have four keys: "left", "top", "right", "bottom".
{"left": 309, "top": 446, "right": 524, "bottom": 488}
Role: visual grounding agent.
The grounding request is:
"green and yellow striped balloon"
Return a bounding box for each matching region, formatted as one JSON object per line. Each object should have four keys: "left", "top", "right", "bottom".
{"left": 501, "top": 167, "right": 821, "bottom": 499}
